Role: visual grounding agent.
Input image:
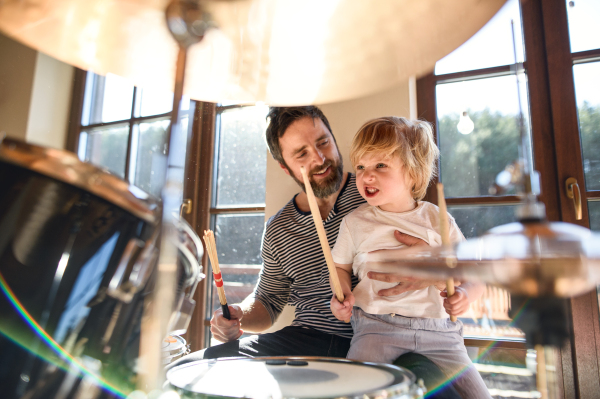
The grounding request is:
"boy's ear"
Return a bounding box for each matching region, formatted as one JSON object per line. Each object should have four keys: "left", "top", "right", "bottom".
{"left": 279, "top": 162, "right": 291, "bottom": 176}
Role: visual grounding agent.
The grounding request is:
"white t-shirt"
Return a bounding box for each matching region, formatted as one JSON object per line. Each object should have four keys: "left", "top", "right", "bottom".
{"left": 331, "top": 202, "right": 464, "bottom": 318}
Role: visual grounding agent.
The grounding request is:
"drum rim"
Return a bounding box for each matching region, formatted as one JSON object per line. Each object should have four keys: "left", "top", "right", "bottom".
{"left": 166, "top": 356, "right": 420, "bottom": 399}
{"left": 0, "top": 137, "right": 159, "bottom": 223}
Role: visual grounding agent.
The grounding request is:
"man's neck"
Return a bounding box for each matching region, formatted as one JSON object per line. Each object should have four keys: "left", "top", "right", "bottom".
{"left": 295, "top": 172, "right": 348, "bottom": 220}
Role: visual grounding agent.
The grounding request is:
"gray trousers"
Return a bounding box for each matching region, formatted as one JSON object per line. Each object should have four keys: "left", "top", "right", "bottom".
{"left": 348, "top": 308, "right": 492, "bottom": 399}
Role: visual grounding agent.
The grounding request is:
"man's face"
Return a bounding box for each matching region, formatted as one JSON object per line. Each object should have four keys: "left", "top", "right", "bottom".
{"left": 278, "top": 117, "right": 344, "bottom": 198}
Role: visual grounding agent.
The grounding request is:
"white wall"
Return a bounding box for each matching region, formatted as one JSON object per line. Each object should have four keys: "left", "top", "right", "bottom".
{"left": 0, "top": 33, "right": 73, "bottom": 149}
{"left": 262, "top": 80, "right": 411, "bottom": 332}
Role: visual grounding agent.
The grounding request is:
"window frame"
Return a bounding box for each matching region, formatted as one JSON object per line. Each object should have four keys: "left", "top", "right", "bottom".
{"left": 418, "top": 0, "right": 600, "bottom": 395}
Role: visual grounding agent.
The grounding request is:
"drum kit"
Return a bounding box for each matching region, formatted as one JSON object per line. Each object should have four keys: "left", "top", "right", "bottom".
{"left": 1, "top": 0, "right": 599, "bottom": 398}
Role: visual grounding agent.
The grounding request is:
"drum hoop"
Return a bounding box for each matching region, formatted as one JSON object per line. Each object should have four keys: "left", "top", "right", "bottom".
{"left": 0, "top": 137, "right": 159, "bottom": 224}
{"left": 167, "top": 356, "right": 420, "bottom": 399}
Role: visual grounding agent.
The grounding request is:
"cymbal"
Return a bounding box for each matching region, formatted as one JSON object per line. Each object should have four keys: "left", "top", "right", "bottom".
{"left": 0, "top": 0, "right": 506, "bottom": 105}
{"left": 367, "top": 221, "right": 600, "bottom": 298}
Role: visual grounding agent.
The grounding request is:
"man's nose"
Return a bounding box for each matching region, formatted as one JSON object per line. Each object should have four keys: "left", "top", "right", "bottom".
{"left": 311, "top": 147, "right": 326, "bottom": 165}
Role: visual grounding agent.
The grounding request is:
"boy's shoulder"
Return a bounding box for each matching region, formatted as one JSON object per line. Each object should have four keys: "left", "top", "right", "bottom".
{"left": 343, "top": 202, "right": 374, "bottom": 221}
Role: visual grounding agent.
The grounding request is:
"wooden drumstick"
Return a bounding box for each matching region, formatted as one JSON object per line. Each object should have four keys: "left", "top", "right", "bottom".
{"left": 437, "top": 183, "right": 457, "bottom": 322}
{"left": 203, "top": 230, "right": 231, "bottom": 320}
{"left": 300, "top": 166, "right": 349, "bottom": 322}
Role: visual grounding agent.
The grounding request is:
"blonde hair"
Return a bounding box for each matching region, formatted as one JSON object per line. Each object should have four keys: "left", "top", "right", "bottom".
{"left": 350, "top": 116, "right": 439, "bottom": 200}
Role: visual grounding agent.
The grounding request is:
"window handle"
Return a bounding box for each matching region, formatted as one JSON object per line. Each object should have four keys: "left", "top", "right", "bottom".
{"left": 565, "top": 177, "right": 582, "bottom": 220}
{"left": 180, "top": 199, "right": 192, "bottom": 218}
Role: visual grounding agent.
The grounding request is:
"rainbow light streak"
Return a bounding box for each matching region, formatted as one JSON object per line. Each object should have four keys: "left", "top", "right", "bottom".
{"left": 424, "top": 298, "right": 531, "bottom": 398}
{"left": 0, "top": 271, "right": 127, "bottom": 398}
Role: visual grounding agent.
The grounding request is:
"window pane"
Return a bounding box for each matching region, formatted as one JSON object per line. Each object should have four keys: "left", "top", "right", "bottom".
{"left": 448, "top": 205, "right": 523, "bottom": 341}
{"left": 83, "top": 73, "right": 134, "bottom": 125}
{"left": 435, "top": 0, "right": 524, "bottom": 75}
{"left": 448, "top": 204, "right": 517, "bottom": 238}
{"left": 588, "top": 201, "right": 600, "bottom": 231}
{"left": 206, "top": 214, "right": 265, "bottom": 346}
{"left": 466, "top": 346, "right": 555, "bottom": 398}
{"left": 215, "top": 106, "right": 268, "bottom": 207}
{"left": 566, "top": 0, "right": 600, "bottom": 53}
{"left": 573, "top": 62, "right": 600, "bottom": 191}
{"left": 134, "top": 88, "right": 187, "bottom": 118}
{"left": 81, "top": 125, "right": 129, "bottom": 178}
{"left": 133, "top": 119, "right": 169, "bottom": 197}
{"left": 437, "top": 76, "right": 529, "bottom": 198}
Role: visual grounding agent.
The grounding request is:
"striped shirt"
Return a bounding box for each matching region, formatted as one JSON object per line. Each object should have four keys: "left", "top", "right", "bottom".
{"left": 254, "top": 173, "right": 364, "bottom": 338}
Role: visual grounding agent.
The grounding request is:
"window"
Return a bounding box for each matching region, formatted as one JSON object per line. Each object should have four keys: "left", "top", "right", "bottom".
{"left": 419, "top": 0, "right": 600, "bottom": 395}
{"left": 75, "top": 72, "right": 192, "bottom": 202}
{"left": 423, "top": 0, "right": 527, "bottom": 342}
{"left": 204, "top": 104, "right": 269, "bottom": 347}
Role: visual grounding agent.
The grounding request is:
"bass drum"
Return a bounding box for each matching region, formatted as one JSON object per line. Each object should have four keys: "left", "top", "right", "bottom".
{"left": 167, "top": 357, "right": 425, "bottom": 399}
{"left": 0, "top": 138, "right": 160, "bottom": 399}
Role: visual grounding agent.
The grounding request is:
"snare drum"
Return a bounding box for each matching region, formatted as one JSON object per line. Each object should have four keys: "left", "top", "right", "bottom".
{"left": 166, "top": 357, "right": 425, "bottom": 399}
{"left": 162, "top": 335, "right": 190, "bottom": 365}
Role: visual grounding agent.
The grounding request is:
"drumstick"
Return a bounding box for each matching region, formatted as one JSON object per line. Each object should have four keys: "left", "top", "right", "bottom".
{"left": 437, "top": 183, "right": 457, "bottom": 322}
{"left": 300, "top": 167, "right": 349, "bottom": 322}
{"left": 203, "top": 230, "right": 231, "bottom": 320}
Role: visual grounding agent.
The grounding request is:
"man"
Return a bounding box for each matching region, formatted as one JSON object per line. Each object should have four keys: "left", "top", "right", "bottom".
{"left": 174, "top": 106, "right": 462, "bottom": 398}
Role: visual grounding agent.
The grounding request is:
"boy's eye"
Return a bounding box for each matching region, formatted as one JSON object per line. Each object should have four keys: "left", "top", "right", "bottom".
{"left": 376, "top": 163, "right": 387, "bottom": 168}
{"left": 356, "top": 165, "right": 364, "bottom": 170}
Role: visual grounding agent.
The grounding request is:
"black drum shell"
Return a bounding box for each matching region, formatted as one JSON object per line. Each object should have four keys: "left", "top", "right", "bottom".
{"left": 0, "top": 160, "right": 158, "bottom": 398}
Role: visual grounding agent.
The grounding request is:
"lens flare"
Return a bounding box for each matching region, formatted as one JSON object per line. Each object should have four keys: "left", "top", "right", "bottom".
{"left": 0, "top": 271, "right": 127, "bottom": 398}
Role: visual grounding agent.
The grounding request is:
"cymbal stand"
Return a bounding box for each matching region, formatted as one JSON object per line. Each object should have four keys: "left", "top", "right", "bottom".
{"left": 139, "top": 0, "right": 215, "bottom": 393}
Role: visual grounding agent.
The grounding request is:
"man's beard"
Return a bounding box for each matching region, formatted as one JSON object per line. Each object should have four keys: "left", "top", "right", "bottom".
{"left": 290, "top": 158, "right": 344, "bottom": 199}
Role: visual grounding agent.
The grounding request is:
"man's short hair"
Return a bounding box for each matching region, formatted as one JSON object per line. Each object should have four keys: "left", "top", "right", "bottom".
{"left": 265, "top": 106, "right": 334, "bottom": 165}
{"left": 350, "top": 116, "right": 439, "bottom": 201}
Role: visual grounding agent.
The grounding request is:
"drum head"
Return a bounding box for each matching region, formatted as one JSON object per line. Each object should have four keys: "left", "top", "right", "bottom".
{"left": 166, "top": 357, "right": 419, "bottom": 399}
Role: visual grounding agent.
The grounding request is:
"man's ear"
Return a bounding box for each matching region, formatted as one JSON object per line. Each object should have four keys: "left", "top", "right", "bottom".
{"left": 279, "top": 162, "right": 290, "bottom": 176}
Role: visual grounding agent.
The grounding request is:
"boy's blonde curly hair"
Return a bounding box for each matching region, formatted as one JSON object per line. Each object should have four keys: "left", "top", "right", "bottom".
{"left": 350, "top": 116, "right": 439, "bottom": 201}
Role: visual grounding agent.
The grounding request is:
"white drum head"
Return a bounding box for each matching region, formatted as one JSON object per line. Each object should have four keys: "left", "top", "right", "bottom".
{"left": 166, "top": 357, "right": 419, "bottom": 399}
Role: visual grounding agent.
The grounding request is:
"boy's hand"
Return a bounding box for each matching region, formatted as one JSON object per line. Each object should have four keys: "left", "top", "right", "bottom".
{"left": 330, "top": 292, "right": 355, "bottom": 321}
{"left": 440, "top": 286, "right": 470, "bottom": 317}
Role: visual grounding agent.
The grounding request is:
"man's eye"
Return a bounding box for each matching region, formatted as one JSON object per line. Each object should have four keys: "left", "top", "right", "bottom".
{"left": 376, "top": 163, "right": 387, "bottom": 168}
{"left": 319, "top": 140, "right": 329, "bottom": 146}
{"left": 298, "top": 152, "right": 306, "bottom": 158}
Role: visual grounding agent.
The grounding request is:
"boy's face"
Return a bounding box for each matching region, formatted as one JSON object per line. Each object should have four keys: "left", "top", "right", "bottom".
{"left": 355, "top": 153, "right": 415, "bottom": 212}
{"left": 278, "top": 116, "right": 344, "bottom": 198}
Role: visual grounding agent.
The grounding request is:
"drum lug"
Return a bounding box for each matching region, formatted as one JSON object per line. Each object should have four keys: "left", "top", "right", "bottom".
{"left": 107, "top": 238, "right": 150, "bottom": 302}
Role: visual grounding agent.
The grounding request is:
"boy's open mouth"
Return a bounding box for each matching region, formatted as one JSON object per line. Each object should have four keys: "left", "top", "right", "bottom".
{"left": 364, "top": 186, "right": 379, "bottom": 197}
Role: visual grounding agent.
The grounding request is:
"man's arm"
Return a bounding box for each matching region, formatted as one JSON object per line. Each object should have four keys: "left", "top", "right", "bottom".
{"left": 368, "top": 231, "right": 448, "bottom": 296}
{"left": 209, "top": 294, "right": 273, "bottom": 342}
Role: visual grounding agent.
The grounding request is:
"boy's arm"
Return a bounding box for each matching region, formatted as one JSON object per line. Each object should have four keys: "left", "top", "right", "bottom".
{"left": 330, "top": 263, "right": 355, "bottom": 321}
{"left": 332, "top": 262, "right": 353, "bottom": 296}
{"left": 441, "top": 281, "right": 485, "bottom": 317}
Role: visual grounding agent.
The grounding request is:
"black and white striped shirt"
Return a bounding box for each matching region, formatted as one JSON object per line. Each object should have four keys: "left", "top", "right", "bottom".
{"left": 254, "top": 173, "right": 364, "bottom": 338}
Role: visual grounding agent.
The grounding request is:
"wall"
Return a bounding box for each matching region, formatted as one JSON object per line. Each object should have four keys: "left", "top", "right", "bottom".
{"left": 0, "top": 33, "right": 73, "bottom": 149}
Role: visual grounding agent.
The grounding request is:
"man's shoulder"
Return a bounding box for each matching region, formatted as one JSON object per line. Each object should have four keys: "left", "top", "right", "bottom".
{"left": 265, "top": 198, "right": 298, "bottom": 230}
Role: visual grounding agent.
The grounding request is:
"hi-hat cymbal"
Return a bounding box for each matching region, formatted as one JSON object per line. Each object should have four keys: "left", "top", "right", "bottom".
{"left": 0, "top": 0, "right": 506, "bottom": 105}
{"left": 367, "top": 221, "right": 600, "bottom": 298}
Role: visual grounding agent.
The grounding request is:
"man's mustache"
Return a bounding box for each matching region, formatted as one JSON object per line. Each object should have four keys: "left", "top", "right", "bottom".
{"left": 308, "top": 161, "right": 333, "bottom": 179}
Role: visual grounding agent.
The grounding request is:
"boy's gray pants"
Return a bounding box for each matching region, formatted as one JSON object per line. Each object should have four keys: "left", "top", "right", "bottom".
{"left": 348, "top": 307, "right": 492, "bottom": 399}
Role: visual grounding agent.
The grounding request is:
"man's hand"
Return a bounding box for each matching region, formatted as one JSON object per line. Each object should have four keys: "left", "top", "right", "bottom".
{"left": 210, "top": 305, "right": 244, "bottom": 342}
{"left": 440, "top": 286, "right": 470, "bottom": 317}
{"left": 368, "top": 231, "right": 446, "bottom": 296}
{"left": 330, "top": 292, "right": 355, "bottom": 321}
